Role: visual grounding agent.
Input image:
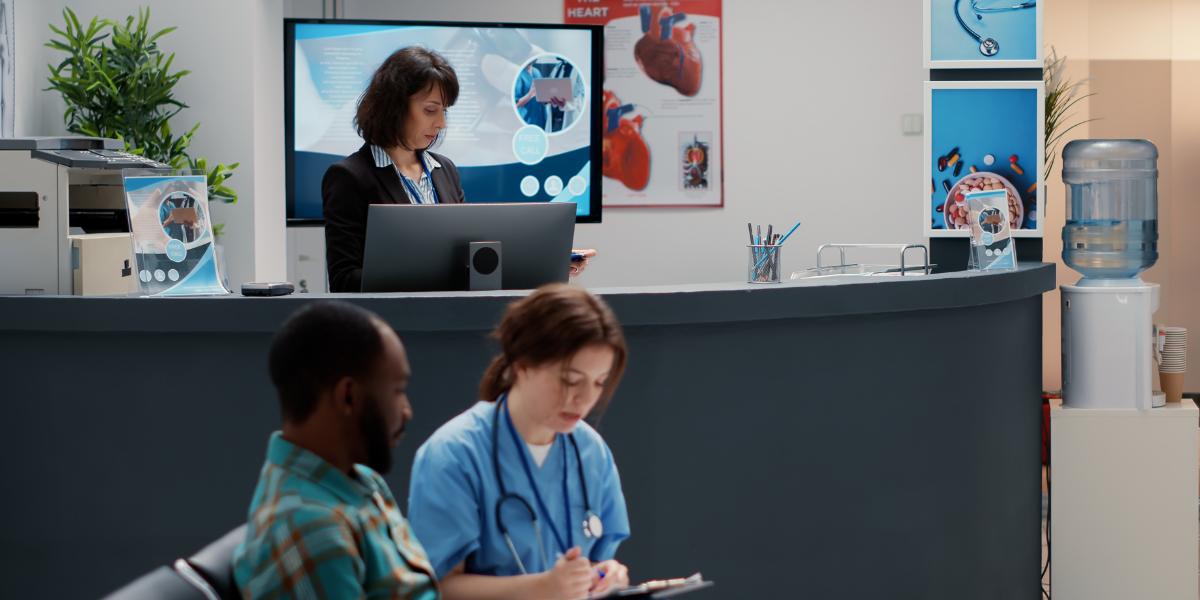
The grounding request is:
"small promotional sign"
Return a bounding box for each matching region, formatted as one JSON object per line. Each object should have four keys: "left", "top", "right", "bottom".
{"left": 966, "top": 189, "right": 1018, "bottom": 271}
{"left": 122, "top": 169, "right": 229, "bottom": 296}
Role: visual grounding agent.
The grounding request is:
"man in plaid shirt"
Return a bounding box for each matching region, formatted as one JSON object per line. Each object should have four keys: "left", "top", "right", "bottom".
{"left": 234, "top": 301, "right": 439, "bottom": 600}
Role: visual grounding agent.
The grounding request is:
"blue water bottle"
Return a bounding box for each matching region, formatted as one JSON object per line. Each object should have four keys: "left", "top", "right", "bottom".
{"left": 1061, "top": 139, "right": 1159, "bottom": 280}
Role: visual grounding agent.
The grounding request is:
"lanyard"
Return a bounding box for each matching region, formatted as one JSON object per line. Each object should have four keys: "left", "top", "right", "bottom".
{"left": 398, "top": 156, "right": 440, "bottom": 204}
{"left": 503, "top": 400, "right": 573, "bottom": 555}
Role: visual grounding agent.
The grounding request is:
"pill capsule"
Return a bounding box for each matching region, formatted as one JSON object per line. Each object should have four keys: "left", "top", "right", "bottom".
{"left": 947, "top": 153, "right": 960, "bottom": 167}
{"left": 1027, "top": 182, "right": 1037, "bottom": 194}
{"left": 942, "top": 179, "right": 952, "bottom": 192}
{"left": 969, "top": 165, "right": 977, "bottom": 173}
{"left": 938, "top": 156, "right": 947, "bottom": 171}
{"left": 946, "top": 147, "right": 960, "bottom": 158}
{"left": 1011, "top": 161, "right": 1025, "bottom": 175}
{"left": 936, "top": 204, "right": 944, "bottom": 213}
{"left": 953, "top": 161, "right": 963, "bottom": 177}
{"left": 984, "top": 154, "right": 995, "bottom": 165}
{"left": 931, "top": 179, "right": 936, "bottom": 194}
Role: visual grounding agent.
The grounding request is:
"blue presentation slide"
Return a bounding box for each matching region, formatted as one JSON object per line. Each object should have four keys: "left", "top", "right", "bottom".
{"left": 292, "top": 24, "right": 594, "bottom": 219}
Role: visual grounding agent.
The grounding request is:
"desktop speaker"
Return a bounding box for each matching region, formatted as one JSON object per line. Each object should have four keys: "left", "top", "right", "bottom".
{"left": 469, "top": 241, "right": 501, "bottom": 291}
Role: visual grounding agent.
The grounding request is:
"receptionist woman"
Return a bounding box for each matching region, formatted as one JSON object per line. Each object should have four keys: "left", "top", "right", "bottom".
{"left": 408, "top": 284, "right": 632, "bottom": 600}
{"left": 322, "top": 46, "right": 595, "bottom": 293}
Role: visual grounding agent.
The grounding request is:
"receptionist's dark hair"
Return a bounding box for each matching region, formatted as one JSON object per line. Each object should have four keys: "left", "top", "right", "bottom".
{"left": 269, "top": 301, "right": 390, "bottom": 423}
{"left": 480, "top": 284, "right": 628, "bottom": 417}
{"left": 354, "top": 45, "right": 459, "bottom": 152}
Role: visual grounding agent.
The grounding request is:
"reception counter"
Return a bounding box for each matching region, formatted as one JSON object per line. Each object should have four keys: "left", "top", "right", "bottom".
{"left": 0, "top": 263, "right": 1055, "bottom": 599}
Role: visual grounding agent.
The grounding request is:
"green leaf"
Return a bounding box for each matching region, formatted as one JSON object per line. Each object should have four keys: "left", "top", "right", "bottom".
{"left": 148, "top": 26, "right": 177, "bottom": 43}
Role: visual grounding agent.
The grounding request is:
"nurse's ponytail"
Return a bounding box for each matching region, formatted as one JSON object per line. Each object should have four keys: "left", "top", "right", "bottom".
{"left": 479, "top": 284, "right": 627, "bottom": 416}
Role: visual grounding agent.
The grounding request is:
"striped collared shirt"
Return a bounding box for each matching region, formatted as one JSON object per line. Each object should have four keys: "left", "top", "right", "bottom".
{"left": 370, "top": 145, "right": 442, "bottom": 204}
{"left": 233, "top": 432, "right": 439, "bottom": 600}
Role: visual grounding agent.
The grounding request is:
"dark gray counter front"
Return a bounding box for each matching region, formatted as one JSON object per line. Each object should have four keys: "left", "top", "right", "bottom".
{"left": 0, "top": 263, "right": 1054, "bottom": 600}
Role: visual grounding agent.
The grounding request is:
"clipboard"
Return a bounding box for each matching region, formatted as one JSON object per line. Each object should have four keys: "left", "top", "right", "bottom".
{"left": 169, "top": 207, "right": 200, "bottom": 227}
{"left": 532, "top": 77, "right": 575, "bottom": 103}
{"left": 578, "top": 574, "right": 713, "bottom": 600}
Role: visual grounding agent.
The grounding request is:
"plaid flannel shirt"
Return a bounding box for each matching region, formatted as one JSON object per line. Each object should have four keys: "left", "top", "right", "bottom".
{"left": 233, "top": 432, "right": 439, "bottom": 600}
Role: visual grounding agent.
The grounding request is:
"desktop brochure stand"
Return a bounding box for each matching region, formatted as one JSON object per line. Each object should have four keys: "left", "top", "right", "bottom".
{"left": 121, "top": 169, "right": 230, "bottom": 296}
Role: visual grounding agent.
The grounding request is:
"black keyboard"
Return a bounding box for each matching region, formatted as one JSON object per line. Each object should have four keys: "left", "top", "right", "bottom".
{"left": 31, "top": 149, "right": 171, "bottom": 169}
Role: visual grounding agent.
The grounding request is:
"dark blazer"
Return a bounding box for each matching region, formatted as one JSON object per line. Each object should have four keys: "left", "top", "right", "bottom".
{"left": 322, "top": 144, "right": 466, "bottom": 292}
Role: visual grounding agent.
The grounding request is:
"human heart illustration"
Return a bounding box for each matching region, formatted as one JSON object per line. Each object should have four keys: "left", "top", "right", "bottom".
{"left": 602, "top": 90, "right": 650, "bottom": 191}
{"left": 634, "top": 6, "right": 702, "bottom": 97}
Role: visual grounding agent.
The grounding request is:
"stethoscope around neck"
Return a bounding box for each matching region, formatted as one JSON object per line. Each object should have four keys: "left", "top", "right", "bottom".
{"left": 492, "top": 393, "right": 604, "bottom": 575}
{"left": 955, "top": 0, "right": 1036, "bottom": 57}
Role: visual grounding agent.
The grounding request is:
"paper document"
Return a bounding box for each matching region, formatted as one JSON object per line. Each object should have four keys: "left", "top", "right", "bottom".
{"left": 576, "top": 573, "right": 712, "bottom": 600}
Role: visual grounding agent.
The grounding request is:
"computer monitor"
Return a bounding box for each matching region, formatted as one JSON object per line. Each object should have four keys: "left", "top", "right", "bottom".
{"left": 284, "top": 19, "right": 603, "bottom": 225}
{"left": 360, "top": 203, "right": 575, "bottom": 292}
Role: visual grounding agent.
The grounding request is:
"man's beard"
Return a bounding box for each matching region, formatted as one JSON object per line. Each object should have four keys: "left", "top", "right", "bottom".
{"left": 359, "top": 394, "right": 402, "bottom": 474}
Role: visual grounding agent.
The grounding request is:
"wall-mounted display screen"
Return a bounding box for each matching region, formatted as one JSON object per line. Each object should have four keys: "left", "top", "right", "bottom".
{"left": 284, "top": 19, "right": 603, "bottom": 224}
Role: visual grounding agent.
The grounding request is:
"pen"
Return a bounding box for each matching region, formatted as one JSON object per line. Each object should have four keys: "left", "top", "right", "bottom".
{"left": 753, "top": 222, "right": 801, "bottom": 270}
{"left": 555, "top": 552, "right": 606, "bottom": 581}
{"left": 766, "top": 224, "right": 773, "bottom": 247}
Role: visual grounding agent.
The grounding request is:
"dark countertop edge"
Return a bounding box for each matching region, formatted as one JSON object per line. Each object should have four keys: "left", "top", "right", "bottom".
{"left": 0, "top": 263, "right": 1055, "bottom": 333}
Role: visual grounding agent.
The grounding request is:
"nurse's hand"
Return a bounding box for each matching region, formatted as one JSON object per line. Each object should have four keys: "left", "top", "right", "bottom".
{"left": 543, "top": 547, "right": 592, "bottom": 600}
{"left": 589, "top": 559, "right": 629, "bottom": 595}
{"left": 570, "top": 249, "right": 596, "bottom": 277}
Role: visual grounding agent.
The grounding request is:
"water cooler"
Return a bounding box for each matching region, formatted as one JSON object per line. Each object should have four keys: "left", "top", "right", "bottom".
{"left": 1051, "top": 139, "right": 1197, "bottom": 600}
{"left": 1059, "top": 139, "right": 1161, "bottom": 409}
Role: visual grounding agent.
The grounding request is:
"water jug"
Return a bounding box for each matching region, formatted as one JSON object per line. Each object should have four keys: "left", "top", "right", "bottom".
{"left": 1061, "top": 139, "right": 1159, "bottom": 279}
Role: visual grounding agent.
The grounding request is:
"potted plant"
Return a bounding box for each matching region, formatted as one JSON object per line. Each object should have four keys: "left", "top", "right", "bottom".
{"left": 45, "top": 7, "right": 239, "bottom": 286}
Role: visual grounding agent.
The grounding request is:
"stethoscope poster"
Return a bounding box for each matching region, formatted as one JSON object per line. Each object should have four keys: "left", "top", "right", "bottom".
{"left": 121, "top": 170, "right": 231, "bottom": 296}
{"left": 565, "top": 0, "right": 723, "bottom": 208}
{"left": 923, "top": 80, "right": 1045, "bottom": 238}
{"left": 922, "top": 0, "right": 1043, "bottom": 69}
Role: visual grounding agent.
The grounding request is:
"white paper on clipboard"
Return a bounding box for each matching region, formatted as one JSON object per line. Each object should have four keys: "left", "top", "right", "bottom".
{"left": 532, "top": 77, "right": 574, "bottom": 103}
{"left": 574, "top": 574, "right": 712, "bottom": 600}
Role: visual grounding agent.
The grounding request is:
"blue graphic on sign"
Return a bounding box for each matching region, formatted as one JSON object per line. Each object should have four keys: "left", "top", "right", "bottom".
{"left": 512, "top": 125, "right": 549, "bottom": 165}
{"left": 165, "top": 239, "right": 187, "bottom": 263}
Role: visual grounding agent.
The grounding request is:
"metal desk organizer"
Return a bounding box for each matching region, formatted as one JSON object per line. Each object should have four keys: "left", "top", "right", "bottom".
{"left": 792, "top": 244, "right": 932, "bottom": 279}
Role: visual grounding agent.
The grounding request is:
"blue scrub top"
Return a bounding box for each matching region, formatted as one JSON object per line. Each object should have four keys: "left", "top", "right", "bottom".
{"left": 408, "top": 401, "right": 631, "bottom": 579}
{"left": 514, "top": 68, "right": 547, "bottom": 130}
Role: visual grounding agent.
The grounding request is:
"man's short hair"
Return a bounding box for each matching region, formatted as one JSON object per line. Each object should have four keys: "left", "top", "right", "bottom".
{"left": 268, "top": 301, "right": 390, "bottom": 423}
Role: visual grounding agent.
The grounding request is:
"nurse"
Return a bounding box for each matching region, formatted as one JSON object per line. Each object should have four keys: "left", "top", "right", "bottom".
{"left": 408, "top": 284, "right": 632, "bottom": 600}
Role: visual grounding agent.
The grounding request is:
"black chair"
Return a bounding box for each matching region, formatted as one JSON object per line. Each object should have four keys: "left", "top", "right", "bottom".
{"left": 99, "top": 565, "right": 208, "bottom": 600}
{"left": 177, "top": 524, "right": 248, "bottom": 600}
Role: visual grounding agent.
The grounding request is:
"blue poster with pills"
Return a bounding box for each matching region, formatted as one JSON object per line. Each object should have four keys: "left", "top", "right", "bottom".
{"left": 122, "top": 170, "right": 230, "bottom": 296}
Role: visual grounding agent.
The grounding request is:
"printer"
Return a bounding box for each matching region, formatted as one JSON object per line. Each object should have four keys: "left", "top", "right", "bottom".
{"left": 0, "top": 137, "right": 168, "bottom": 295}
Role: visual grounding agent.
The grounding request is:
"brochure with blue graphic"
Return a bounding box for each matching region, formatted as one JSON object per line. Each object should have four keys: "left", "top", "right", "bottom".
{"left": 122, "top": 169, "right": 230, "bottom": 296}
{"left": 965, "top": 189, "right": 1017, "bottom": 271}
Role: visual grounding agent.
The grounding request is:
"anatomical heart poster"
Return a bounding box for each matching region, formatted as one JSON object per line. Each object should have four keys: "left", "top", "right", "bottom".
{"left": 566, "top": 0, "right": 723, "bottom": 207}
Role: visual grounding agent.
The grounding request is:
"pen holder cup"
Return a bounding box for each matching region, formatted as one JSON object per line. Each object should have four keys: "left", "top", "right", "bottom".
{"left": 748, "top": 245, "right": 782, "bottom": 284}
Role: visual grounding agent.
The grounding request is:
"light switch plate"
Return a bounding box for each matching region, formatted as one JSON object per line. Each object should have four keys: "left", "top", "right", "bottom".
{"left": 902, "top": 114, "right": 923, "bottom": 135}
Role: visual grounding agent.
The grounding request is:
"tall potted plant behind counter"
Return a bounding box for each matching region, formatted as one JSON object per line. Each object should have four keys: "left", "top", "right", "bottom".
{"left": 45, "top": 7, "right": 239, "bottom": 288}
{"left": 1043, "top": 46, "right": 1097, "bottom": 225}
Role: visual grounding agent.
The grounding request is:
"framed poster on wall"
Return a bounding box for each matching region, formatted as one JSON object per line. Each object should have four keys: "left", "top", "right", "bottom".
{"left": 924, "top": 80, "right": 1045, "bottom": 238}
{"left": 565, "top": 0, "right": 723, "bottom": 207}
{"left": 923, "top": 0, "right": 1043, "bottom": 69}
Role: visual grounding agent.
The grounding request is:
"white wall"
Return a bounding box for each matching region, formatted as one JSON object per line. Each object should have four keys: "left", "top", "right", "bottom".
{"left": 15, "top": 0, "right": 286, "bottom": 287}
{"left": 310, "top": 0, "right": 928, "bottom": 287}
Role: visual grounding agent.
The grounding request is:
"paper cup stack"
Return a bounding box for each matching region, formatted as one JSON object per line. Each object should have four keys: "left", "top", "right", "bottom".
{"left": 1158, "top": 327, "right": 1187, "bottom": 402}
